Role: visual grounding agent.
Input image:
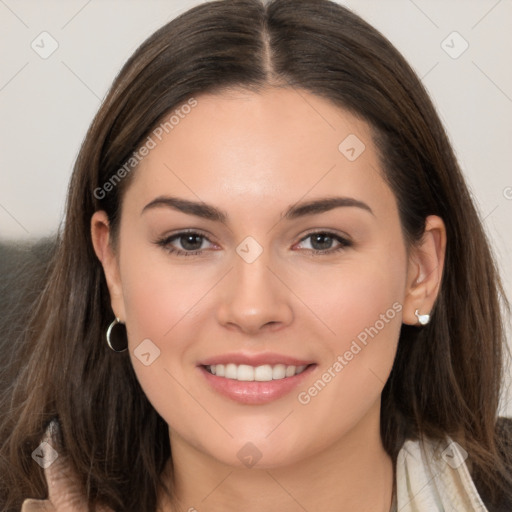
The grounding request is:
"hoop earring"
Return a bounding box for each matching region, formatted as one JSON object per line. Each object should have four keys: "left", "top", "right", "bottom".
{"left": 414, "top": 309, "right": 430, "bottom": 326}
{"left": 106, "top": 317, "right": 128, "bottom": 352}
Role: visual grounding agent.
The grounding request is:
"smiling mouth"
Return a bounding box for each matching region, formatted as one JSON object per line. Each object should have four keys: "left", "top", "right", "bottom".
{"left": 204, "top": 363, "right": 311, "bottom": 382}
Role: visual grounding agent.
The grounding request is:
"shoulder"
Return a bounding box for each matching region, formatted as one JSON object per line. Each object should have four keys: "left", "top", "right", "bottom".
{"left": 494, "top": 416, "right": 512, "bottom": 476}
{"left": 475, "top": 416, "right": 512, "bottom": 512}
{"left": 495, "top": 416, "right": 512, "bottom": 450}
{"left": 21, "top": 498, "right": 54, "bottom": 511}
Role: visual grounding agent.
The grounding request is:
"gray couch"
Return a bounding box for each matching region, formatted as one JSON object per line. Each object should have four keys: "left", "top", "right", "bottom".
{"left": 0, "top": 237, "right": 56, "bottom": 386}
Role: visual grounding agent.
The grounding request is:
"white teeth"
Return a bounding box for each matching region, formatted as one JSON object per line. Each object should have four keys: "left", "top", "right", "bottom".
{"left": 272, "top": 364, "right": 286, "bottom": 379}
{"left": 207, "top": 363, "right": 309, "bottom": 381}
{"left": 237, "top": 364, "right": 254, "bottom": 381}
{"left": 225, "top": 363, "right": 237, "bottom": 379}
{"left": 285, "top": 365, "right": 296, "bottom": 377}
{"left": 254, "top": 365, "right": 273, "bottom": 381}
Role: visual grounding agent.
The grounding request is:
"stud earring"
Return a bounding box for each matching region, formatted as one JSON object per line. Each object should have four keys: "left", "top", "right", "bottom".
{"left": 106, "top": 317, "right": 128, "bottom": 352}
{"left": 414, "top": 309, "right": 430, "bottom": 326}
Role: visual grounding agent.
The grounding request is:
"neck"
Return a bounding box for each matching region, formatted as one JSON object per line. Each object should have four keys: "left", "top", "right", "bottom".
{"left": 158, "top": 403, "right": 394, "bottom": 512}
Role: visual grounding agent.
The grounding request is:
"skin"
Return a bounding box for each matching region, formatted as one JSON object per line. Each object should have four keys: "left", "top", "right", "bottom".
{"left": 84, "top": 87, "right": 446, "bottom": 512}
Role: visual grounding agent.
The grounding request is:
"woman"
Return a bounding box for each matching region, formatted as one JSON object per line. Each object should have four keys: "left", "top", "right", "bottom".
{"left": 1, "top": 0, "right": 511, "bottom": 510}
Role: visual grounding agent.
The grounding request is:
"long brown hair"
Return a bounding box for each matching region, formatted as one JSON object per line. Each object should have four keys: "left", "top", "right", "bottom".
{"left": 1, "top": 0, "right": 510, "bottom": 510}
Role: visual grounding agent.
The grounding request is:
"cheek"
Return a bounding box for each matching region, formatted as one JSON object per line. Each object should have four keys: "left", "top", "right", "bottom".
{"left": 340, "top": 247, "right": 406, "bottom": 369}
{"left": 119, "top": 239, "right": 218, "bottom": 351}
{"left": 292, "top": 247, "right": 406, "bottom": 432}
{"left": 301, "top": 244, "right": 406, "bottom": 353}
{"left": 337, "top": 263, "right": 404, "bottom": 345}
{"left": 117, "top": 242, "right": 222, "bottom": 431}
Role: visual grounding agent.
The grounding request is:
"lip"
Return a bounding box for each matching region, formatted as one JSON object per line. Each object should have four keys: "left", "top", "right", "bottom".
{"left": 198, "top": 352, "right": 315, "bottom": 367}
{"left": 197, "top": 362, "right": 317, "bottom": 405}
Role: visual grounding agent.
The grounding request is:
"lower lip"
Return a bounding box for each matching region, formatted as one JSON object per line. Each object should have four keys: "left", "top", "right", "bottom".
{"left": 198, "top": 364, "right": 316, "bottom": 405}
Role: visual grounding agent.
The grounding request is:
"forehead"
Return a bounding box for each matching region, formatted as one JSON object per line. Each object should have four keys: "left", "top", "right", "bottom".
{"left": 125, "top": 87, "right": 394, "bottom": 219}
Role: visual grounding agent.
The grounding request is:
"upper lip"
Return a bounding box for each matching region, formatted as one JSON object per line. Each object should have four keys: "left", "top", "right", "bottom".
{"left": 198, "top": 352, "right": 315, "bottom": 367}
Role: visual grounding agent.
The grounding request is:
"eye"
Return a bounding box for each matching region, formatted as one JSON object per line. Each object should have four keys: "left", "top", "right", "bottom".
{"left": 295, "top": 231, "right": 352, "bottom": 254}
{"left": 155, "top": 230, "right": 352, "bottom": 257}
{"left": 155, "top": 230, "right": 215, "bottom": 257}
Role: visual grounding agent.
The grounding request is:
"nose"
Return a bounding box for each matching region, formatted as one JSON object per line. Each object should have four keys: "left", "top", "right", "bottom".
{"left": 215, "top": 246, "right": 294, "bottom": 335}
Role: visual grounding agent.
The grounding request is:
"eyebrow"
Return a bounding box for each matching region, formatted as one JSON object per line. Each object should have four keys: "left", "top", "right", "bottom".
{"left": 141, "top": 195, "right": 374, "bottom": 222}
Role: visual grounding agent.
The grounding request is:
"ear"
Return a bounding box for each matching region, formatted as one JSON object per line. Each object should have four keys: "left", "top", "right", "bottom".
{"left": 91, "top": 210, "right": 126, "bottom": 322}
{"left": 402, "top": 215, "right": 447, "bottom": 326}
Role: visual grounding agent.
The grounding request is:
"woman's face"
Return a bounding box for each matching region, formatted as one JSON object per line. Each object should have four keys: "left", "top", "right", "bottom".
{"left": 94, "top": 87, "right": 432, "bottom": 468}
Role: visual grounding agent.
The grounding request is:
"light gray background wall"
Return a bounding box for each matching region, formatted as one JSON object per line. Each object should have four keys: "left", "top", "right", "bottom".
{"left": 0, "top": 0, "right": 511, "bottom": 414}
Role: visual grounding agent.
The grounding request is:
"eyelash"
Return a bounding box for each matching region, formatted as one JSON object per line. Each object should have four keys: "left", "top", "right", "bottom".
{"left": 154, "top": 230, "right": 352, "bottom": 257}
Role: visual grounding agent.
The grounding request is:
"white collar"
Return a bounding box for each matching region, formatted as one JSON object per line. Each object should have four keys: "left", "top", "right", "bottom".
{"left": 395, "top": 435, "right": 488, "bottom": 511}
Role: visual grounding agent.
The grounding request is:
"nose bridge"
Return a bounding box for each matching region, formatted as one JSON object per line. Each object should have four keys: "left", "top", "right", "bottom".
{"left": 235, "top": 243, "right": 273, "bottom": 295}
{"left": 215, "top": 237, "right": 293, "bottom": 332}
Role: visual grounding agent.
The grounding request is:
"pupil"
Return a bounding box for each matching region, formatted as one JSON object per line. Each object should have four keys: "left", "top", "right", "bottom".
{"left": 182, "top": 234, "right": 202, "bottom": 250}
{"left": 312, "top": 234, "right": 332, "bottom": 250}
